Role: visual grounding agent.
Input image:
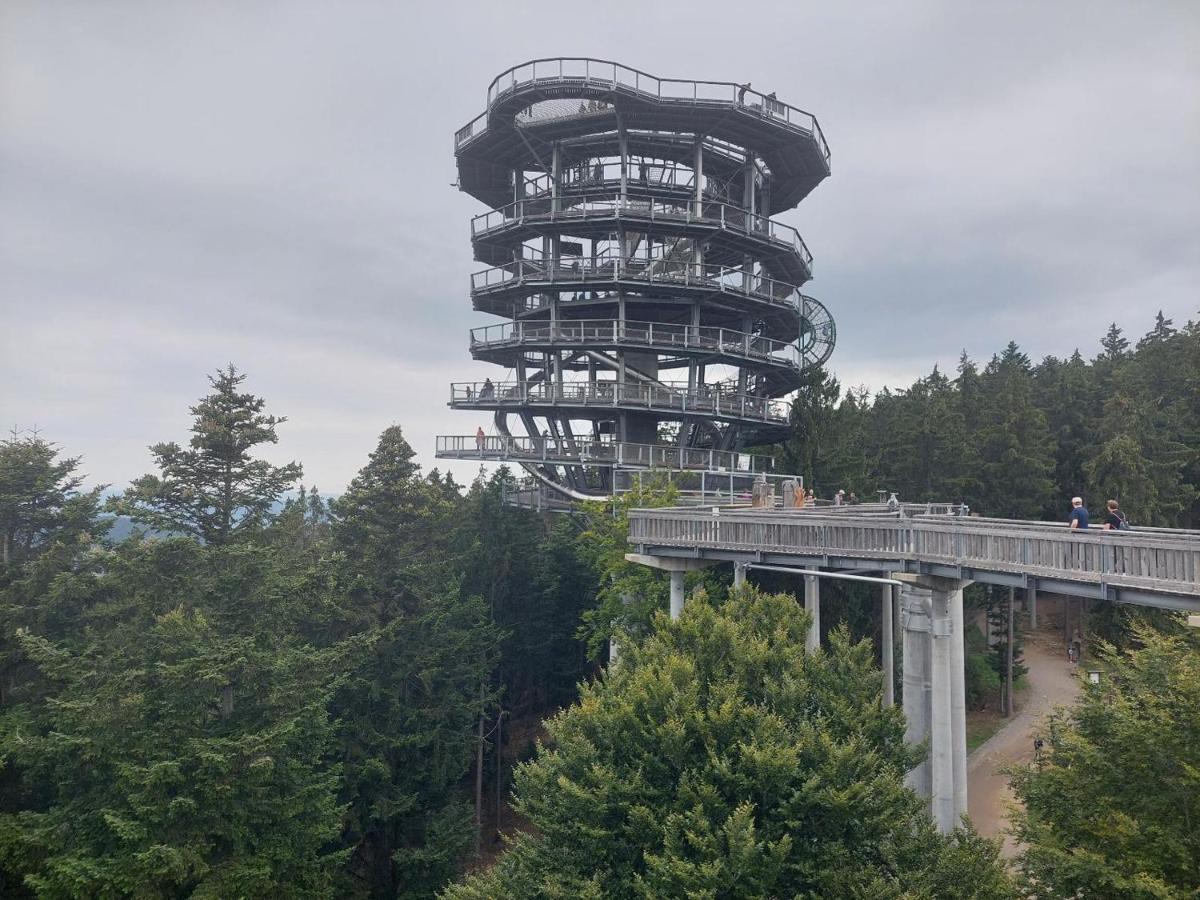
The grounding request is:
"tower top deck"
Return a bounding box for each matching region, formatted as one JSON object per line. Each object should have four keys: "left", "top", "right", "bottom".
{"left": 455, "top": 57, "right": 831, "bottom": 214}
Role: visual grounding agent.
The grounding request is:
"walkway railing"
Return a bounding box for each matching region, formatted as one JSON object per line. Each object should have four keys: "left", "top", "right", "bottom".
{"left": 435, "top": 434, "right": 774, "bottom": 473}
{"left": 629, "top": 508, "right": 1200, "bottom": 598}
{"left": 456, "top": 57, "right": 830, "bottom": 167}
{"left": 450, "top": 381, "right": 790, "bottom": 425}
{"left": 471, "top": 195, "right": 812, "bottom": 270}
{"left": 469, "top": 319, "right": 802, "bottom": 369}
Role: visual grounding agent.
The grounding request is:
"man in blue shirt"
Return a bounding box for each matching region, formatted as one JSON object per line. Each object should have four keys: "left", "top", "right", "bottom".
{"left": 1069, "top": 496, "right": 1090, "bottom": 530}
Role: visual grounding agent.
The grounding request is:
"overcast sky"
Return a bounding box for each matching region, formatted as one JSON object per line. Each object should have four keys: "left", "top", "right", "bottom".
{"left": 2, "top": 1, "right": 1198, "bottom": 493}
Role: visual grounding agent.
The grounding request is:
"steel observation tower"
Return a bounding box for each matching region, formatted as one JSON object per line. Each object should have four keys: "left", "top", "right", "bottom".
{"left": 436, "top": 59, "right": 835, "bottom": 503}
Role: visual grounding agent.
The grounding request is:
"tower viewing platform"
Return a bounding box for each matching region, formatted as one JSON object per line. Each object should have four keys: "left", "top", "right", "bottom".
{"left": 437, "top": 59, "right": 835, "bottom": 500}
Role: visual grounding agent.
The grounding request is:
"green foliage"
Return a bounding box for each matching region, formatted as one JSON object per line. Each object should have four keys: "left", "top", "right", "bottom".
{"left": 782, "top": 365, "right": 842, "bottom": 494}
{"left": 328, "top": 426, "right": 498, "bottom": 898}
{"left": 445, "top": 588, "right": 1014, "bottom": 899}
{"left": 782, "top": 313, "right": 1200, "bottom": 528}
{"left": 1010, "top": 625, "right": 1200, "bottom": 898}
{"left": 110, "top": 366, "right": 302, "bottom": 545}
{"left": 963, "top": 622, "right": 1001, "bottom": 711}
{"left": 575, "top": 479, "right": 677, "bottom": 659}
{"left": 0, "top": 538, "right": 346, "bottom": 898}
{"left": 985, "top": 587, "right": 1027, "bottom": 709}
{"left": 0, "top": 432, "right": 107, "bottom": 569}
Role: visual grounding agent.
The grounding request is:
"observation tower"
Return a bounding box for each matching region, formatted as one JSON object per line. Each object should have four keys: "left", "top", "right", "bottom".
{"left": 436, "top": 59, "right": 835, "bottom": 502}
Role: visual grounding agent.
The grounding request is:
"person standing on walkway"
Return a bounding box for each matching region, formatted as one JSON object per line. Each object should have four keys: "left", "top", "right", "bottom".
{"left": 1103, "top": 499, "right": 1129, "bottom": 530}
{"left": 1068, "top": 497, "right": 1089, "bottom": 530}
{"left": 475, "top": 426, "right": 486, "bottom": 453}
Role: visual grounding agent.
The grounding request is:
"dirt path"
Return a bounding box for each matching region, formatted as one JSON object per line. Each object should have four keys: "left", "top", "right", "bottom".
{"left": 967, "top": 608, "right": 1081, "bottom": 857}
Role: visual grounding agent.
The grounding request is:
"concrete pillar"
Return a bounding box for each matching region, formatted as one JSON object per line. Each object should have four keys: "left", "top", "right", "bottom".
{"left": 803, "top": 574, "right": 821, "bottom": 653}
{"left": 1028, "top": 584, "right": 1037, "bottom": 629}
{"left": 608, "top": 591, "right": 634, "bottom": 668}
{"left": 669, "top": 570, "right": 685, "bottom": 621}
{"left": 881, "top": 583, "right": 895, "bottom": 708}
{"left": 929, "top": 587, "right": 954, "bottom": 832}
{"left": 900, "top": 583, "right": 932, "bottom": 799}
{"left": 732, "top": 563, "right": 747, "bottom": 589}
{"left": 948, "top": 585, "right": 968, "bottom": 822}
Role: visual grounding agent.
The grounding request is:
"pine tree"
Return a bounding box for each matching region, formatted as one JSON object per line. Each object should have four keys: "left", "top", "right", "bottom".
{"left": 328, "top": 426, "right": 497, "bottom": 898}
{"left": 0, "top": 537, "right": 345, "bottom": 897}
{"left": 782, "top": 365, "right": 841, "bottom": 494}
{"left": 0, "top": 432, "right": 107, "bottom": 568}
{"left": 985, "top": 587, "right": 1026, "bottom": 713}
{"left": 1083, "top": 393, "right": 1197, "bottom": 527}
{"left": 974, "top": 343, "right": 1057, "bottom": 518}
{"left": 1098, "top": 322, "right": 1130, "bottom": 361}
{"left": 111, "top": 366, "right": 301, "bottom": 545}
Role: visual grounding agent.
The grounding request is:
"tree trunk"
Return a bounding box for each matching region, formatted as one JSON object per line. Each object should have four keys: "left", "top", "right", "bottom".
{"left": 474, "top": 680, "right": 485, "bottom": 858}
{"left": 495, "top": 710, "right": 503, "bottom": 835}
{"left": 1005, "top": 587, "right": 1015, "bottom": 717}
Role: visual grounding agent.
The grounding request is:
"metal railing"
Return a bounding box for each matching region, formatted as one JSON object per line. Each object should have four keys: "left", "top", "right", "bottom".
{"left": 470, "top": 257, "right": 802, "bottom": 305}
{"left": 456, "top": 58, "right": 830, "bottom": 167}
{"left": 523, "top": 160, "right": 700, "bottom": 198}
{"left": 470, "top": 194, "right": 812, "bottom": 270}
{"left": 468, "top": 260, "right": 835, "bottom": 366}
{"left": 469, "top": 319, "right": 802, "bottom": 369}
{"left": 628, "top": 508, "right": 1200, "bottom": 598}
{"left": 449, "top": 380, "right": 790, "bottom": 425}
{"left": 436, "top": 434, "right": 774, "bottom": 473}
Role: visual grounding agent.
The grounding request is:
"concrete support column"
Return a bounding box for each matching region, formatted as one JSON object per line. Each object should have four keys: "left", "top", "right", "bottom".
{"left": 881, "top": 583, "right": 895, "bottom": 708}
{"left": 902, "top": 578, "right": 968, "bottom": 832}
{"left": 732, "top": 563, "right": 747, "bottom": 589}
{"left": 1028, "top": 584, "right": 1037, "bottom": 629}
{"left": 803, "top": 574, "right": 821, "bottom": 653}
{"left": 608, "top": 591, "right": 634, "bottom": 668}
{"left": 669, "top": 570, "right": 685, "bottom": 621}
{"left": 948, "top": 585, "right": 968, "bottom": 821}
{"left": 900, "top": 583, "right": 932, "bottom": 799}
{"left": 929, "top": 588, "right": 955, "bottom": 832}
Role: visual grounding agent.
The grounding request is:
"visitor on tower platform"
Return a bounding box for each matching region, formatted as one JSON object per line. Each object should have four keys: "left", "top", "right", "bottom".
{"left": 1068, "top": 497, "right": 1090, "bottom": 530}
{"left": 475, "top": 426, "right": 486, "bottom": 452}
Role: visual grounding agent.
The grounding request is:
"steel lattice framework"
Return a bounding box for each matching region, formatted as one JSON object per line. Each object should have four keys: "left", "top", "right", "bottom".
{"left": 437, "top": 58, "right": 835, "bottom": 501}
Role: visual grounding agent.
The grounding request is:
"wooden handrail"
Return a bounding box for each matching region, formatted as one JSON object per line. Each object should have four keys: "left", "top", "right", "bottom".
{"left": 628, "top": 507, "right": 1200, "bottom": 598}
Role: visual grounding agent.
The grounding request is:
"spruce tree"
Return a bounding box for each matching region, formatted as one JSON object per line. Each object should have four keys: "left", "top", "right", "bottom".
{"left": 782, "top": 365, "right": 841, "bottom": 494}
{"left": 975, "top": 343, "right": 1057, "bottom": 518}
{"left": 329, "top": 426, "right": 496, "bottom": 898}
{"left": 0, "top": 432, "right": 107, "bottom": 568}
{"left": 111, "top": 366, "right": 301, "bottom": 545}
{"left": 0, "top": 537, "right": 345, "bottom": 897}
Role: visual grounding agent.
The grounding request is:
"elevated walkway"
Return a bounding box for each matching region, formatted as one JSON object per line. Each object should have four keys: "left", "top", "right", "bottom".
{"left": 628, "top": 502, "right": 1200, "bottom": 835}
{"left": 629, "top": 505, "right": 1200, "bottom": 609}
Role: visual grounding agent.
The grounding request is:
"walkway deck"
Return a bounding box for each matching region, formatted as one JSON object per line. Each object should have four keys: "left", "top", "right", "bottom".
{"left": 629, "top": 506, "right": 1200, "bottom": 610}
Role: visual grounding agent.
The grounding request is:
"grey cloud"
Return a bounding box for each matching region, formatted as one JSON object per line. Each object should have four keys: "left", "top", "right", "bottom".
{"left": 2, "top": 0, "right": 1197, "bottom": 491}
